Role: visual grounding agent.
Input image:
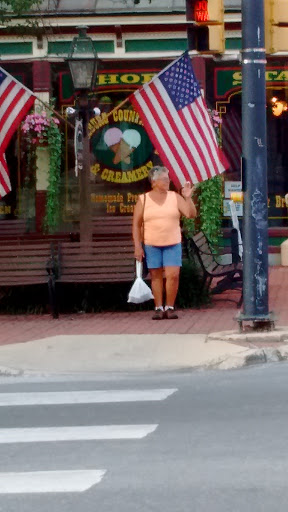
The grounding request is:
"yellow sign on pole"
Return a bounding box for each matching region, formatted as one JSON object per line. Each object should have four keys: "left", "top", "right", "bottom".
{"left": 265, "top": 0, "right": 288, "bottom": 53}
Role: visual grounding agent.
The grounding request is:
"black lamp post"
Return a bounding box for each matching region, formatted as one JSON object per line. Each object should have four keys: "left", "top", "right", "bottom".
{"left": 67, "top": 26, "right": 98, "bottom": 245}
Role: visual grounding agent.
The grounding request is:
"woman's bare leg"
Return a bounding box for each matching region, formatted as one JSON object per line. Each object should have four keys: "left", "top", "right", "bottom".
{"left": 150, "top": 268, "right": 164, "bottom": 308}
{"left": 164, "top": 266, "right": 180, "bottom": 307}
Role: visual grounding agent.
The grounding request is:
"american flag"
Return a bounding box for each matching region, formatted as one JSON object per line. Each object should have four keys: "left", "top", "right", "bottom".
{"left": 129, "top": 52, "right": 228, "bottom": 188}
{"left": 221, "top": 108, "right": 242, "bottom": 174}
{"left": 0, "top": 67, "right": 35, "bottom": 199}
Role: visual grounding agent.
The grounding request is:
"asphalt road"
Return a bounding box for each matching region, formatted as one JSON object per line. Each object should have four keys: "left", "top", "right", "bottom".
{"left": 0, "top": 363, "right": 287, "bottom": 511}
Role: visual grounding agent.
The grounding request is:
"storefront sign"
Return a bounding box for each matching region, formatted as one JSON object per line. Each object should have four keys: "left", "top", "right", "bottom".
{"left": 215, "top": 67, "right": 288, "bottom": 99}
{"left": 59, "top": 71, "right": 158, "bottom": 103}
{"left": 89, "top": 107, "right": 153, "bottom": 186}
{"left": 224, "top": 181, "right": 242, "bottom": 199}
{"left": 274, "top": 195, "right": 288, "bottom": 209}
{"left": 223, "top": 195, "right": 288, "bottom": 218}
{"left": 97, "top": 73, "right": 156, "bottom": 86}
{"left": 87, "top": 103, "right": 154, "bottom": 216}
{"left": 90, "top": 192, "right": 140, "bottom": 214}
{"left": 0, "top": 205, "right": 11, "bottom": 215}
{"left": 223, "top": 199, "right": 243, "bottom": 217}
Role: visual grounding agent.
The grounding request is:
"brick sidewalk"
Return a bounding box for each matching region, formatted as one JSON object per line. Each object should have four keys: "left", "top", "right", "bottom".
{"left": 0, "top": 266, "right": 287, "bottom": 346}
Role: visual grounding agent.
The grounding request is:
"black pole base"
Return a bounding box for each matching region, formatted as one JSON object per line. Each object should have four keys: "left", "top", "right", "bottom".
{"left": 236, "top": 311, "right": 276, "bottom": 333}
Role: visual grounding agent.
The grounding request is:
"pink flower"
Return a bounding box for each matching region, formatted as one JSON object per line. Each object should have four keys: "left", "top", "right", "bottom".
{"left": 21, "top": 110, "right": 61, "bottom": 144}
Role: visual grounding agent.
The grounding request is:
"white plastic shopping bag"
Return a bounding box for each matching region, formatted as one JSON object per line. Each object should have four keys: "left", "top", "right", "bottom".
{"left": 127, "top": 261, "right": 154, "bottom": 304}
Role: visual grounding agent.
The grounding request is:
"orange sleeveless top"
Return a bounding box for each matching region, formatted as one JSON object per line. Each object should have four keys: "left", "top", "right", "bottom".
{"left": 140, "top": 191, "right": 181, "bottom": 247}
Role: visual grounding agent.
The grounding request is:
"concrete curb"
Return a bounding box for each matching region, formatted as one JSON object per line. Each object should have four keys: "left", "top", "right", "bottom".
{"left": 1, "top": 347, "right": 288, "bottom": 376}
{"left": 208, "top": 345, "right": 288, "bottom": 371}
{"left": 205, "top": 328, "right": 288, "bottom": 370}
{"left": 0, "top": 365, "right": 23, "bottom": 377}
{"left": 1, "top": 331, "right": 288, "bottom": 376}
{"left": 207, "top": 327, "right": 288, "bottom": 344}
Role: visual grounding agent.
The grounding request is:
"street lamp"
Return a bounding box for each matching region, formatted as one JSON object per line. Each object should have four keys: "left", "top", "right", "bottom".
{"left": 67, "top": 26, "right": 99, "bottom": 245}
{"left": 67, "top": 26, "right": 98, "bottom": 91}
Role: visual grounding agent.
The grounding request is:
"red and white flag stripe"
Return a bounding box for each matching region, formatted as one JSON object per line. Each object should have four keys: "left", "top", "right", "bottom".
{"left": 131, "top": 77, "right": 227, "bottom": 188}
{"left": 0, "top": 154, "right": 11, "bottom": 198}
{"left": 0, "top": 68, "right": 35, "bottom": 199}
{"left": 0, "top": 76, "right": 35, "bottom": 154}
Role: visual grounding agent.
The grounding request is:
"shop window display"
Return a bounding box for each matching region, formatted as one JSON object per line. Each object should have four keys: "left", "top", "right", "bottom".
{"left": 214, "top": 71, "right": 288, "bottom": 229}
{"left": 63, "top": 91, "right": 163, "bottom": 221}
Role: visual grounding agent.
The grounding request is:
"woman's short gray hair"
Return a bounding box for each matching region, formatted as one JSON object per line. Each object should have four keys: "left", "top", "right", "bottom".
{"left": 148, "top": 166, "right": 169, "bottom": 183}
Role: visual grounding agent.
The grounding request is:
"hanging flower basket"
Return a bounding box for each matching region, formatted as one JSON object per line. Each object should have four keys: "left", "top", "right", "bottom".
{"left": 36, "top": 140, "right": 49, "bottom": 148}
{"left": 21, "top": 110, "right": 60, "bottom": 146}
{"left": 21, "top": 106, "right": 63, "bottom": 234}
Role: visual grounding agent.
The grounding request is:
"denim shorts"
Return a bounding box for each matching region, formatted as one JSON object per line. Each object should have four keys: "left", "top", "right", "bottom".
{"left": 144, "top": 243, "right": 182, "bottom": 269}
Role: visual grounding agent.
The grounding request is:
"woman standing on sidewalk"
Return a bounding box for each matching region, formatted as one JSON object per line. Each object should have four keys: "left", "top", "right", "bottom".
{"left": 132, "top": 165, "right": 197, "bottom": 320}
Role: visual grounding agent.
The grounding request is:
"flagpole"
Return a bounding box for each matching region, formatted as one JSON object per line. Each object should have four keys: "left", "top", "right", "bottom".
{"left": 106, "top": 52, "right": 188, "bottom": 121}
{"left": 106, "top": 96, "right": 131, "bottom": 119}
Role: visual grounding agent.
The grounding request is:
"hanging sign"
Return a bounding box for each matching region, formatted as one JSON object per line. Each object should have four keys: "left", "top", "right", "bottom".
{"left": 89, "top": 106, "right": 154, "bottom": 185}
{"left": 74, "top": 118, "right": 83, "bottom": 177}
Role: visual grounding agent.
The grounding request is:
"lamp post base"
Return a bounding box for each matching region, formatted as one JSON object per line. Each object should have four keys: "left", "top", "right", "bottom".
{"left": 236, "top": 311, "right": 276, "bottom": 333}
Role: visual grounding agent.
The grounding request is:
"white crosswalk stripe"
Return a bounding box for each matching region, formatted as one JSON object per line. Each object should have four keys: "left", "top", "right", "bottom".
{"left": 0, "top": 388, "right": 177, "bottom": 406}
{"left": 0, "top": 470, "right": 106, "bottom": 494}
{"left": 0, "top": 385, "right": 178, "bottom": 494}
{"left": 0, "top": 424, "right": 158, "bottom": 443}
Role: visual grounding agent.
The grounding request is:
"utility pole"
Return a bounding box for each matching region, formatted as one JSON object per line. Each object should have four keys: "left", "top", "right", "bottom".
{"left": 238, "top": 0, "right": 274, "bottom": 331}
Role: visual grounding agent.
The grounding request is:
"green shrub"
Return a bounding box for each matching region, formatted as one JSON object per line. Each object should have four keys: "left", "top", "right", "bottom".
{"left": 177, "top": 259, "right": 210, "bottom": 309}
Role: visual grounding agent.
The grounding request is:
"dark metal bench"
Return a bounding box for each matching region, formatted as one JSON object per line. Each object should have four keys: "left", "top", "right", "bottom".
{"left": 0, "top": 242, "right": 58, "bottom": 318}
{"left": 184, "top": 230, "right": 243, "bottom": 307}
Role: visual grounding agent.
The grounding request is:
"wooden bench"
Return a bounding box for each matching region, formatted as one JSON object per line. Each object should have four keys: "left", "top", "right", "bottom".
{"left": 92, "top": 216, "right": 132, "bottom": 239}
{"left": 55, "top": 240, "right": 135, "bottom": 284}
{"left": 69, "top": 216, "right": 133, "bottom": 242}
{"left": 185, "top": 231, "right": 243, "bottom": 307}
{"left": 0, "top": 242, "right": 58, "bottom": 318}
{"left": 0, "top": 219, "right": 27, "bottom": 239}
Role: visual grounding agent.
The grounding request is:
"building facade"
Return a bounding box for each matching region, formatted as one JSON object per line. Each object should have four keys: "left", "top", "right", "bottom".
{"left": 0, "top": 0, "right": 287, "bottom": 260}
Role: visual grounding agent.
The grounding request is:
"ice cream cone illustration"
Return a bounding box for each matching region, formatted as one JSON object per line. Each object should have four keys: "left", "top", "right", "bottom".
{"left": 113, "top": 129, "right": 141, "bottom": 164}
{"left": 103, "top": 127, "right": 122, "bottom": 156}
